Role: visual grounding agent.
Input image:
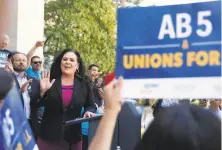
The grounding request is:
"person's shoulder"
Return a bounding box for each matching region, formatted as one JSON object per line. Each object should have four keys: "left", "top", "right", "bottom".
{"left": 76, "top": 75, "right": 93, "bottom": 90}
{"left": 3, "top": 50, "right": 17, "bottom": 59}
{"left": 1, "top": 49, "right": 16, "bottom": 53}
{"left": 83, "top": 74, "right": 91, "bottom": 82}
{"left": 76, "top": 74, "right": 89, "bottom": 82}
{"left": 25, "top": 67, "right": 35, "bottom": 78}
{"left": 0, "top": 69, "right": 14, "bottom": 100}
{"left": 0, "top": 49, "right": 10, "bottom": 54}
{"left": 0, "top": 49, "right": 9, "bottom": 51}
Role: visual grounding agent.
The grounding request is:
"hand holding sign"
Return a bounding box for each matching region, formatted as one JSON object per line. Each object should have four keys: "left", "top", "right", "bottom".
{"left": 103, "top": 76, "right": 124, "bottom": 114}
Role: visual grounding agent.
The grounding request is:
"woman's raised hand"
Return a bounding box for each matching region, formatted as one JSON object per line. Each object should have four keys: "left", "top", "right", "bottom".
{"left": 40, "top": 71, "right": 55, "bottom": 97}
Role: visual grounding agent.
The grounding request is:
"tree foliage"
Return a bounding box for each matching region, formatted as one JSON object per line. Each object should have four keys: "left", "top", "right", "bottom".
{"left": 44, "top": 0, "right": 116, "bottom": 73}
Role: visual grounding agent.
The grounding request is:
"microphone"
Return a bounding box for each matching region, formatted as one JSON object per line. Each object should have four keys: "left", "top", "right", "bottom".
{"left": 75, "top": 73, "right": 104, "bottom": 94}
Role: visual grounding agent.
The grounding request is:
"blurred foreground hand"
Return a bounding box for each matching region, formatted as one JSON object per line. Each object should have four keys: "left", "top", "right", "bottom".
{"left": 103, "top": 76, "right": 124, "bottom": 114}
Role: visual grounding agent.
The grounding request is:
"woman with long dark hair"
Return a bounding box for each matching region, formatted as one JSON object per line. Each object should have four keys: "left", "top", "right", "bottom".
{"left": 33, "top": 49, "right": 97, "bottom": 150}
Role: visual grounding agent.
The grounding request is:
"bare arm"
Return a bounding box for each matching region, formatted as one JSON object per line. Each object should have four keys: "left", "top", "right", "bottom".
{"left": 88, "top": 110, "right": 118, "bottom": 150}
{"left": 26, "top": 41, "right": 44, "bottom": 66}
{"left": 88, "top": 77, "right": 123, "bottom": 150}
{"left": 27, "top": 46, "right": 37, "bottom": 66}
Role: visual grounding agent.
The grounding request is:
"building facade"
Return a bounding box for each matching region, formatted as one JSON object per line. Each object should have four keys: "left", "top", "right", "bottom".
{"left": 0, "top": 0, "right": 44, "bottom": 56}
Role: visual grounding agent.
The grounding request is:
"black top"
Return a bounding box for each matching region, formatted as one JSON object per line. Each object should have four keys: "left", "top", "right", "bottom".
{"left": 0, "top": 69, "right": 14, "bottom": 100}
{"left": 32, "top": 76, "right": 97, "bottom": 143}
{"left": 92, "top": 87, "right": 103, "bottom": 107}
{"left": 82, "top": 75, "right": 103, "bottom": 107}
{"left": 152, "top": 99, "right": 163, "bottom": 117}
{"left": 92, "top": 79, "right": 104, "bottom": 107}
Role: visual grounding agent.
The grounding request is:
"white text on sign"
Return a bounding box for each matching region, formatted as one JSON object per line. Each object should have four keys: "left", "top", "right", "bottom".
{"left": 158, "top": 11, "right": 212, "bottom": 39}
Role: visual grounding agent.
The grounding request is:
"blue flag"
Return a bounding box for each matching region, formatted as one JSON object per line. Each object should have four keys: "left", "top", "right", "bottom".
{"left": 0, "top": 82, "right": 38, "bottom": 150}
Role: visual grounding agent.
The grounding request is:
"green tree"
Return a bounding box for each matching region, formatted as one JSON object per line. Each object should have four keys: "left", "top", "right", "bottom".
{"left": 44, "top": 0, "right": 116, "bottom": 73}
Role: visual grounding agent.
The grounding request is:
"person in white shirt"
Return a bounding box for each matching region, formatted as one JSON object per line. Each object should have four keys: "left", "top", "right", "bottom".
{"left": 11, "top": 52, "right": 42, "bottom": 138}
{"left": 12, "top": 53, "right": 32, "bottom": 118}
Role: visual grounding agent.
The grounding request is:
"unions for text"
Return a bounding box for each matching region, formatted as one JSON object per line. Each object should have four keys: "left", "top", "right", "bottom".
{"left": 123, "top": 50, "right": 220, "bottom": 69}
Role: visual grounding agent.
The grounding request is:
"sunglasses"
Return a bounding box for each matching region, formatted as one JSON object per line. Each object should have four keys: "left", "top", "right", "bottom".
{"left": 33, "top": 61, "right": 42, "bottom": 64}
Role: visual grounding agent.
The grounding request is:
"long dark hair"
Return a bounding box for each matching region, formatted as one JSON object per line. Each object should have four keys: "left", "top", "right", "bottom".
{"left": 50, "top": 49, "right": 85, "bottom": 80}
{"left": 136, "top": 104, "right": 221, "bottom": 150}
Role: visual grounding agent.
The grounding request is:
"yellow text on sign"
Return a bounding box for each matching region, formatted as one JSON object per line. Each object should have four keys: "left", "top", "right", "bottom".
{"left": 187, "top": 50, "right": 220, "bottom": 67}
{"left": 123, "top": 50, "right": 221, "bottom": 69}
{"left": 123, "top": 52, "right": 183, "bottom": 69}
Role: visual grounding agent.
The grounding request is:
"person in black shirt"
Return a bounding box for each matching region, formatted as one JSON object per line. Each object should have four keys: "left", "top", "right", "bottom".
{"left": 82, "top": 64, "right": 104, "bottom": 150}
{"left": 0, "top": 68, "right": 14, "bottom": 108}
{"left": 88, "top": 64, "right": 104, "bottom": 108}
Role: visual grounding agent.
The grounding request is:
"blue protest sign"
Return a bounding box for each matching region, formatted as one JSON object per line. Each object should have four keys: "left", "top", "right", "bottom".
{"left": 116, "top": 1, "right": 221, "bottom": 99}
{"left": 0, "top": 82, "right": 38, "bottom": 150}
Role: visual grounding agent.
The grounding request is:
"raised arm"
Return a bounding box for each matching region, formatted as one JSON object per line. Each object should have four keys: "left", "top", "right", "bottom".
{"left": 27, "top": 41, "right": 44, "bottom": 66}
{"left": 88, "top": 77, "right": 123, "bottom": 150}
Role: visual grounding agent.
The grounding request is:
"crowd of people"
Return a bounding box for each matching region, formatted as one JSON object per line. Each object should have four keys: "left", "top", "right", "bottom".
{"left": 150, "top": 99, "right": 222, "bottom": 119}
{"left": 0, "top": 34, "right": 105, "bottom": 150}
{"left": 0, "top": 33, "right": 221, "bottom": 150}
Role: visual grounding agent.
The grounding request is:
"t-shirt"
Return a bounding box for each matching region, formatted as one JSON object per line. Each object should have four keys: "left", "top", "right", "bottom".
{"left": 25, "top": 66, "right": 42, "bottom": 80}
{"left": 0, "top": 49, "right": 11, "bottom": 68}
{"left": 92, "top": 87, "right": 103, "bottom": 107}
{"left": 62, "top": 85, "right": 73, "bottom": 108}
